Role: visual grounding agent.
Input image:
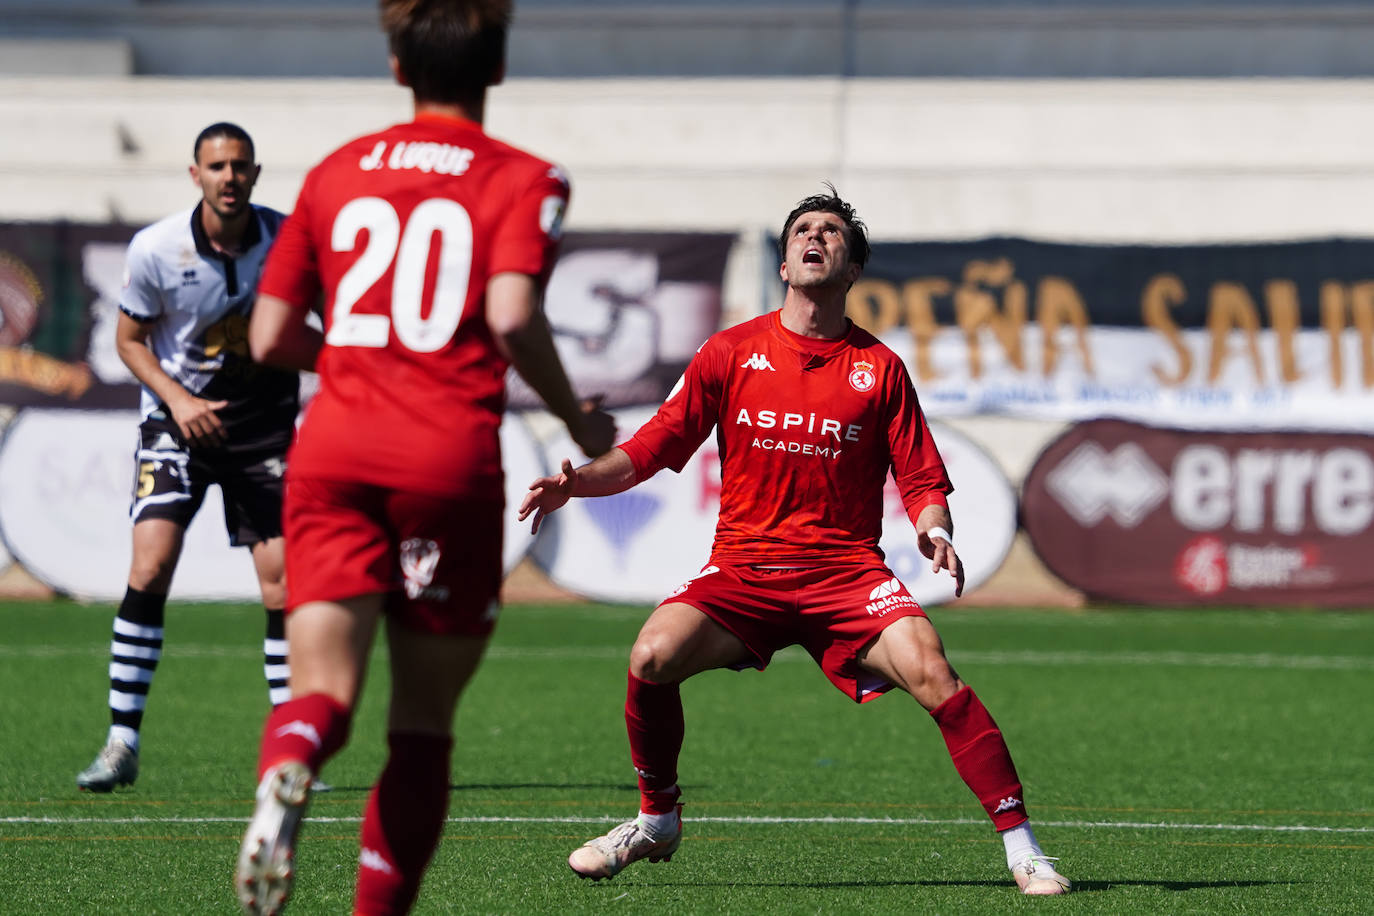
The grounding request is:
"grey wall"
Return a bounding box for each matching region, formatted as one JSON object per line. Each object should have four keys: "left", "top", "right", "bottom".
{"left": 3, "top": 2, "right": 1374, "bottom": 78}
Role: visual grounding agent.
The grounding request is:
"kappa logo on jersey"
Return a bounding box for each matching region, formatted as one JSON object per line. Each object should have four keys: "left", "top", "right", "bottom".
{"left": 739, "top": 353, "right": 776, "bottom": 371}
{"left": 400, "top": 537, "right": 451, "bottom": 601}
{"left": 865, "top": 576, "right": 918, "bottom": 617}
{"left": 272, "top": 720, "right": 322, "bottom": 749}
{"left": 993, "top": 796, "right": 1024, "bottom": 815}
{"left": 848, "top": 360, "right": 876, "bottom": 393}
{"left": 180, "top": 268, "right": 200, "bottom": 287}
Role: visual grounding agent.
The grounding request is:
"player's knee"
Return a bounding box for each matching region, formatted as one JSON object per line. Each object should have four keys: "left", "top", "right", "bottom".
{"left": 128, "top": 556, "right": 176, "bottom": 592}
{"left": 885, "top": 644, "right": 959, "bottom": 705}
{"left": 628, "top": 635, "right": 677, "bottom": 683}
{"left": 258, "top": 579, "right": 287, "bottom": 609}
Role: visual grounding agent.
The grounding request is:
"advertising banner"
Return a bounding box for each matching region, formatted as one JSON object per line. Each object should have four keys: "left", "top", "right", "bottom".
{"left": 0, "top": 409, "right": 549, "bottom": 601}
{"left": 531, "top": 411, "right": 1016, "bottom": 606}
{"left": 0, "top": 222, "right": 731, "bottom": 598}
{"left": 1022, "top": 418, "right": 1374, "bottom": 606}
{"left": 0, "top": 223, "right": 733, "bottom": 411}
{"left": 0, "top": 223, "right": 138, "bottom": 409}
{"left": 505, "top": 231, "right": 733, "bottom": 410}
{"left": 848, "top": 237, "right": 1374, "bottom": 429}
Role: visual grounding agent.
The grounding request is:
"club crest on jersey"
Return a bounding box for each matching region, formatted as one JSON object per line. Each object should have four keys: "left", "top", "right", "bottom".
{"left": 848, "top": 360, "right": 876, "bottom": 392}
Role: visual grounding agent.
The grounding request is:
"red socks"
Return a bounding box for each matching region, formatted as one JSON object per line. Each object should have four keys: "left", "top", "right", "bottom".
{"left": 930, "top": 686, "right": 1028, "bottom": 831}
{"left": 257, "top": 703, "right": 452, "bottom": 914}
{"left": 625, "top": 672, "right": 684, "bottom": 814}
{"left": 354, "top": 731, "right": 453, "bottom": 916}
{"left": 256, "top": 693, "right": 351, "bottom": 778}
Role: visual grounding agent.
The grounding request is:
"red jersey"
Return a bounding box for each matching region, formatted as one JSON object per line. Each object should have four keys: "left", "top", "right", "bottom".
{"left": 259, "top": 112, "right": 569, "bottom": 497}
{"left": 619, "top": 310, "right": 952, "bottom": 565}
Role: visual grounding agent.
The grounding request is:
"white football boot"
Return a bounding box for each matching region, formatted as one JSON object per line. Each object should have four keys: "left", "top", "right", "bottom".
{"left": 236, "top": 761, "right": 313, "bottom": 915}
{"left": 1011, "top": 854, "right": 1072, "bottom": 895}
{"left": 76, "top": 740, "right": 139, "bottom": 792}
{"left": 568, "top": 805, "right": 683, "bottom": 880}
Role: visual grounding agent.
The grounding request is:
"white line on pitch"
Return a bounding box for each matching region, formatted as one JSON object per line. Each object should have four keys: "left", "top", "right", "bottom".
{"left": 3, "top": 814, "right": 1371, "bottom": 834}
{"left": 1, "top": 644, "right": 1371, "bottom": 670}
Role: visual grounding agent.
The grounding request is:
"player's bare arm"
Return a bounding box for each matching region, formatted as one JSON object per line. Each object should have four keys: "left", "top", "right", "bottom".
{"left": 248, "top": 293, "right": 324, "bottom": 371}
{"left": 114, "top": 311, "right": 228, "bottom": 447}
{"left": 487, "top": 272, "right": 616, "bottom": 457}
{"left": 915, "top": 503, "right": 965, "bottom": 597}
{"left": 518, "top": 447, "right": 638, "bottom": 534}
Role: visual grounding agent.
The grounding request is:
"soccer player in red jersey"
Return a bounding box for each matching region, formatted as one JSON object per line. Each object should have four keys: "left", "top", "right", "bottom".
{"left": 520, "top": 187, "right": 1071, "bottom": 896}
{"left": 233, "top": 2, "right": 615, "bottom": 913}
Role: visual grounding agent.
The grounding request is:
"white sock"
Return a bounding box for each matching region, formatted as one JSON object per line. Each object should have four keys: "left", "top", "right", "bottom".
{"left": 109, "top": 725, "right": 140, "bottom": 753}
{"left": 1000, "top": 821, "right": 1044, "bottom": 869}
{"left": 636, "top": 808, "right": 681, "bottom": 841}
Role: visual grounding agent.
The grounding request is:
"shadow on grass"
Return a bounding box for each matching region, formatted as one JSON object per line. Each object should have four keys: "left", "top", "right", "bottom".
{"left": 315, "top": 781, "right": 654, "bottom": 794}
{"left": 904, "top": 879, "right": 1296, "bottom": 892}
{"left": 594, "top": 879, "right": 1295, "bottom": 892}
{"left": 1057, "top": 879, "right": 1298, "bottom": 892}
{"left": 448, "top": 782, "right": 640, "bottom": 792}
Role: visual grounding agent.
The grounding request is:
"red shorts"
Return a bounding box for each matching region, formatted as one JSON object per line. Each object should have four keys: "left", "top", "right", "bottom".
{"left": 664, "top": 560, "right": 927, "bottom": 703}
{"left": 283, "top": 476, "right": 503, "bottom": 637}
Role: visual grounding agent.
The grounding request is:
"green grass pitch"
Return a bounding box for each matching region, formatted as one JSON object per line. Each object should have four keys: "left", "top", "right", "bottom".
{"left": 1, "top": 598, "right": 1371, "bottom": 914}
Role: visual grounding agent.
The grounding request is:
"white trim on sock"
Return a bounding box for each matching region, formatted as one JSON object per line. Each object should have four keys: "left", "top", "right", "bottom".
{"left": 1000, "top": 821, "right": 1044, "bottom": 870}
{"left": 109, "top": 691, "right": 147, "bottom": 712}
{"left": 108, "top": 725, "right": 140, "bottom": 753}
{"left": 636, "top": 808, "right": 681, "bottom": 842}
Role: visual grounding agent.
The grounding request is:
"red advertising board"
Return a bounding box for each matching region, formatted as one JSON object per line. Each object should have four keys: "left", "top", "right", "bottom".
{"left": 1022, "top": 419, "right": 1374, "bottom": 606}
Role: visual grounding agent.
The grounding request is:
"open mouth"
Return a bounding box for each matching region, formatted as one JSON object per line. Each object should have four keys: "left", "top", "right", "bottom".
{"left": 803, "top": 248, "right": 824, "bottom": 264}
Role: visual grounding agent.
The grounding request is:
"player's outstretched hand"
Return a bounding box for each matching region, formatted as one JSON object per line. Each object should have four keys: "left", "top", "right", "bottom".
{"left": 519, "top": 458, "right": 578, "bottom": 535}
{"left": 572, "top": 395, "right": 616, "bottom": 458}
{"left": 919, "top": 530, "right": 966, "bottom": 598}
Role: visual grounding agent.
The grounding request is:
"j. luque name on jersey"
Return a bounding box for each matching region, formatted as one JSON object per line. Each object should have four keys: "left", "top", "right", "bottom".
{"left": 359, "top": 140, "right": 475, "bottom": 176}
{"left": 735, "top": 408, "right": 860, "bottom": 459}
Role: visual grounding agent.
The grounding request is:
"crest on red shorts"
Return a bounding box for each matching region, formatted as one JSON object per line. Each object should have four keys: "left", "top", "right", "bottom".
{"left": 400, "top": 537, "right": 449, "bottom": 600}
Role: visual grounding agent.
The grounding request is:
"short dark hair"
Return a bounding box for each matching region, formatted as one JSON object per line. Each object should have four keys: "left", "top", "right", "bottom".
{"left": 778, "top": 182, "right": 871, "bottom": 268}
{"left": 193, "top": 122, "right": 254, "bottom": 163}
{"left": 381, "top": 0, "right": 510, "bottom": 105}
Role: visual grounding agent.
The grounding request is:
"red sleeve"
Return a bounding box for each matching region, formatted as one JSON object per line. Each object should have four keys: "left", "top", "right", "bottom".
{"left": 886, "top": 360, "right": 952, "bottom": 525}
{"left": 488, "top": 166, "right": 569, "bottom": 281}
{"left": 258, "top": 177, "right": 320, "bottom": 309}
{"left": 620, "top": 339, "right": 725, "bottom": 481}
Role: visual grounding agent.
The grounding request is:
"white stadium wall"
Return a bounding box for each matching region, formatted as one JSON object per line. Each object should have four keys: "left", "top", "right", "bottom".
{"left": 6, "top": 76, "right": 1374, "bottom": 239}
{"left": 2, "top": 75, "right": 1372, "bottom": 603}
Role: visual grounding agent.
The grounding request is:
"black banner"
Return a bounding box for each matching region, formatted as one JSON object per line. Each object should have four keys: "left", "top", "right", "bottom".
{"left": 0, "top": 223, "right": 735, "bottom": 411}
{"left": 0, "top": 223, "right": 140, "bottom": 409}
{"left": 505, "top": 231, "right": 733, "bottom": 409}
{"left": 850, "top": 236, "right": 1374, "bottom": 330}
{"left": 836, "top": 236, "right": 1374, "bottom": 427}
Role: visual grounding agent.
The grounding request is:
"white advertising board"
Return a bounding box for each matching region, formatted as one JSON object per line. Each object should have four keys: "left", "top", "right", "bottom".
{"left": 0, "top": 410, "right": 259, "bottom": 601}
{"left": 0, "top": 409, "right": 547, "bottom": 601}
